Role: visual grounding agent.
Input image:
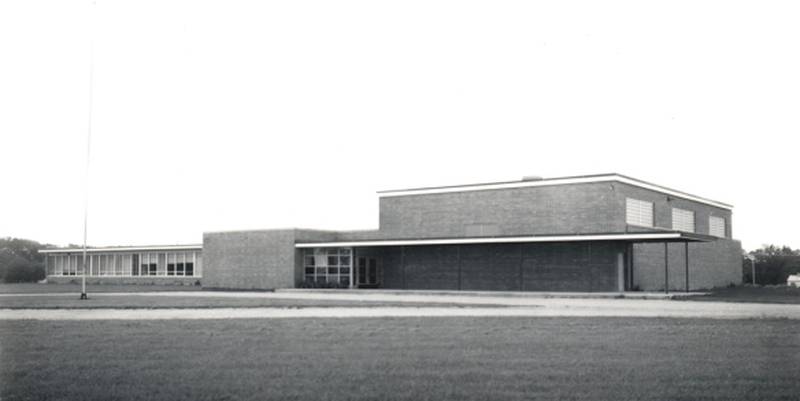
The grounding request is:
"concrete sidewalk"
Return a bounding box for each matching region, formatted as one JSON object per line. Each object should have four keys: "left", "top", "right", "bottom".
{"left": 2, "top": 289, "right": 800, "bottom": 320}
{"left": 277, "top": 288, "right": 707, "bottom": 300}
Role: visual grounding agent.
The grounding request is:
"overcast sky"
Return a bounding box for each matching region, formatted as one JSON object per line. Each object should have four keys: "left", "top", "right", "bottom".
{"left": 1, "top": 0, "right": 798, "bottom": 251}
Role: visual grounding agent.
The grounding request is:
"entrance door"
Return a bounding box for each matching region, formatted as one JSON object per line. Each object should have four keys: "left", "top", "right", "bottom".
{"left": 357, "top": 257, "right": 379, "bottom": 287}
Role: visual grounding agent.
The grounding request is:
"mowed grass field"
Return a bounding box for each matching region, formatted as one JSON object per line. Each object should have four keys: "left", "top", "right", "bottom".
{"left": 0, "top": 295, "right": 477, "bottom": 309}
{"left": 2, "top": 317, "right": 799, "bottom": 401}
{"left": 689, "top": 286, "right": 800, "bottom": 304}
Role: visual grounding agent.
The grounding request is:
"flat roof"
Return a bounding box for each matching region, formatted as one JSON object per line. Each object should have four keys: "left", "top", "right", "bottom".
{"left": 39, "top": 244, "right": 203, "bottom": 254}
{"left": 294, "top": 232, "right": 714, "bottom": 248}
{"left": 377, "top": 173, "right": 733, "bottom": 210}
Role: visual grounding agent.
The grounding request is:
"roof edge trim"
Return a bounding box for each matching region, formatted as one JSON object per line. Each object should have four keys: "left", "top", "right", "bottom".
{"left": 377, "top": 174, "right": 733, "bottom": 210}
{"left": 39, "top": 244, "right": 203, "bottom": 254}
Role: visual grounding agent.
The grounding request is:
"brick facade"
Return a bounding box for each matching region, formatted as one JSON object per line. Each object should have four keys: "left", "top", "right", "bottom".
{"left": 633, "top": 239, "right": 742, "bottom": 291}
{"left": 378, "top": 183, "right": 625, "bottom": 239}
{"left": 202, "top": 229, "right": 336, "bottom": 290}
{"left": 46, "top": 276, "right": 199, "bottom": 286}
{"left": 364, "top": 242, "right": 624, "bottom": 292}
{"left": 196, "top": 175, "right": 742, "bottom": 292}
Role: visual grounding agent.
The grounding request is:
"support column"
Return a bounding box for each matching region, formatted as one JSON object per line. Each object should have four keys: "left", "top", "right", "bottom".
{"left": 456, "top": 245, "right": 462, "bottom": 291}
{"left": 349, "top": 247, "right": 355, "bottom": 289}
{"left": 685, "top": 242, "right": 690, "bottom": 293}
{"left": 617, "top": 251, "right": 625, "bottom": 292}
{"left": 518, "top": 244, "right": 524, "bottom": 291}
{"left": 401, "top": 246, "right": 406, "bottom": 290}
{"left": 664, "top": 242, "right": 669, "bottom": 294}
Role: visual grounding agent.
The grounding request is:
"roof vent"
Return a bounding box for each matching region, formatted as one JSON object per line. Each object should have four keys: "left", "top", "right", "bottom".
{"left": 521, "top": 175, "right": 544, "bottom": 182}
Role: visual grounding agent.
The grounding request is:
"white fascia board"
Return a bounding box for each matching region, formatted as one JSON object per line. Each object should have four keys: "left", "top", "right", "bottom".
{"left": 378, "top": 176, "right": 613, "bottom": 198}
{"left": 613, "top": 176, "right": 732, "bottom": 210}
{"left": 378, "top": 174, "right": 733, "bottom": 211}
{"left": 39, "top": 245, "right": 203, "bottom": 254}
{"left": 294, "top": 233, "right": 683, "bottom": 248}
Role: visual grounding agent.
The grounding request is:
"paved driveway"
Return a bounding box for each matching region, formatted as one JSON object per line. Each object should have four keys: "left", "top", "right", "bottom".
{"left": 2, "top": 290, "right": 800, "bottom": 320}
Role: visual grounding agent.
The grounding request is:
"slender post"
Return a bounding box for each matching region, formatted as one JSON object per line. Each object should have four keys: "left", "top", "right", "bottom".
{"left": 518, "top": 244, "right": 524, "bottom": 291}
{"left": 349, "top": 247, "right": 355, "bottom": 289}
{"left": 751, "top": 259, "right": 756, "bottom": 285}
{"left": 401, "top": 246, "right": 406, "bottom": 289}
{"left": 664, "top": 242, "right": 669, "bottom": 294}
{"left": 456, "top": 245, "right": 461, "bottom": 291}
{"left": 684, "top": 242, "right": 689, "bottom": 292}
{"left": 80, "top": 1, "right": 96, "bottom": 300}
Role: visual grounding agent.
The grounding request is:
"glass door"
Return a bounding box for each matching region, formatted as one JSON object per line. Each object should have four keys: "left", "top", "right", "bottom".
{"left": 357, "top": 257, "right": 379, "bottom": 287}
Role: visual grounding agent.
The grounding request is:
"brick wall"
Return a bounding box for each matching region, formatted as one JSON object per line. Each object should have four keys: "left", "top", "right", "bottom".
{"left": 378, "top": 182, "right": 625, "bottom": 239}
{"left": 375, "top": 242, "right": 624, "bottom": 292}
{"left": 377, "top": 181, "right": 734, "bottom": 241}
{"left": 202, "top": 229, "right": 338, "bottom": 290}
{"left": 632, "top": 238, "right": 742, "bottom": 291}
{"left": 46, "top": 276, "right": 199, "bottom": 286}
{"left": 615, "top": 183, "right": 733, "bottom": 238}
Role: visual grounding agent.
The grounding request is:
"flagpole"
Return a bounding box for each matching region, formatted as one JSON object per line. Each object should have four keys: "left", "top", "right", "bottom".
{"left": 81, "top": 1, "right": 96, "bottom": 300}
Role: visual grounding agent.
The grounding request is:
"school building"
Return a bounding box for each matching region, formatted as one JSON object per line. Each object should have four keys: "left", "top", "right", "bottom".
{"left": 41, "top": 174, "right": 743, "bottom": 292}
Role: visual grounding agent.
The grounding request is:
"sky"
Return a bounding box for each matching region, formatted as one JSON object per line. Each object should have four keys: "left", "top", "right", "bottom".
{"left": 1, "top": 0, "right": 798, "bottom": 252}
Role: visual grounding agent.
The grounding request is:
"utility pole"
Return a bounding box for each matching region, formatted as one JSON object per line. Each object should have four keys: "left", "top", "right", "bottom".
{"left": 80, "top": 1, "right": 97, "bottom": 300}
{"left": 747, "top": 255, "right": 756, "bottom": 285}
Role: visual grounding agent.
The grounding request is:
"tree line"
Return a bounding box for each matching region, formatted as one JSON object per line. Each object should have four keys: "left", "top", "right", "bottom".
{"left": 743, "top": 245, "right": 800, "bottom": 285}
{"left": 0, "top": 237, "right": 49, "bottom": 283}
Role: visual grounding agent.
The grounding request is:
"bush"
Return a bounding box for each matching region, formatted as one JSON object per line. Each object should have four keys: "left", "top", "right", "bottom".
{"left": 0, "top": 237, "right": 49, "bottom": 283}
{"left": 4, "top": 261, "right": 45, "bottom": 283}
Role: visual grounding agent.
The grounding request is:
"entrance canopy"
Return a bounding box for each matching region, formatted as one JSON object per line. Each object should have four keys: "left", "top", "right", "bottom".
{"left": 294, "top": 232, "right": 714, "bottom": 248}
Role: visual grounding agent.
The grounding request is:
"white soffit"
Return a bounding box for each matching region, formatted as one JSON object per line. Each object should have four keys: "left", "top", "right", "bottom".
{"left": 295, "top": 233, "right": 685, "bottom": 248}
{"left": 377, "top": 174, "right": 733, "bottom": 211}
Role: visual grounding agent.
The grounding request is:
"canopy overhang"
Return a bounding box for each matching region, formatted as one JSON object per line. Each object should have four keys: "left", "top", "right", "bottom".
{"left": 294, "top": 232, "right": 714, "bottom": 248}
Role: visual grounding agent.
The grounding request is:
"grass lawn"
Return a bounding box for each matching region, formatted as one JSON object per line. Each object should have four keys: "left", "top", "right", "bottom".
{"left": 687, "top": 285, "right": 800, "bottom": 304}
{"left": 0, "top": 294, "right": 478, "bottom": 309}
{"left": 0, "top": 283, "right": 202, "bottom": 294}
{"left": 2, "top": 317, "right": 799, "bottom": 401}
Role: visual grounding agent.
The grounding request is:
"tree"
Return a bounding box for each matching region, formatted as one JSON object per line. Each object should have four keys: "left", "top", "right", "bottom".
{"left": 745, "top": 245, "right": 800, "bottom": 285}
{"left": 0, "top": 237, "right": 49, "bottom": 283}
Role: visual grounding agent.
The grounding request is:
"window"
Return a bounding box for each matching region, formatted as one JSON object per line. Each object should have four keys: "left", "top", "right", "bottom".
{"left": 672, "top": 208, "right": 695, "bottom": 233}
{"left": 141, "top": 253, "right": 158, "bottom": 276}
{"left": 303, "top": 248, "right": 352, "bottom": 286}
{"left": 626, "top": 198, "right": 654, "bottom": 227}
{"left": 709, "top": 216, "right": 726, "bottom": 237}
